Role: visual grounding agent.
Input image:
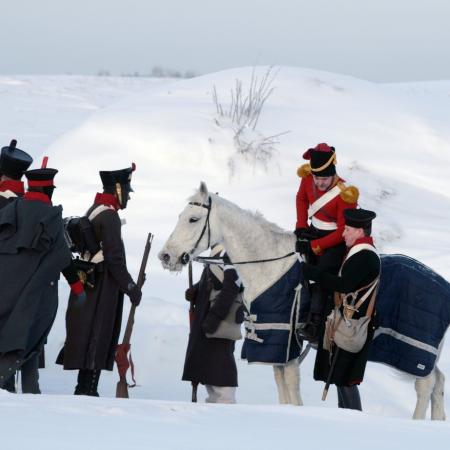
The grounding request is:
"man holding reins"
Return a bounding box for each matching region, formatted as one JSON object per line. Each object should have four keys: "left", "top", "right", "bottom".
{"left": 295, "top": 143, "right": 358, "bottom": 342}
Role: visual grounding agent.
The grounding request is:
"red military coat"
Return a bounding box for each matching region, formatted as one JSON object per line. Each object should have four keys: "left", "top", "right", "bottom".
{"left": 296, "top": 172, "right": 358, "bottom": 255}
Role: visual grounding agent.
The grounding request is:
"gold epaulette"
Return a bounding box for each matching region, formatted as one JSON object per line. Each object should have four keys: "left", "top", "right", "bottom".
{"left": 297, "top": 163, "right": 311, "bottom": 178}
{"left": 338, "top": 182, "right": 359, "bottom": 203}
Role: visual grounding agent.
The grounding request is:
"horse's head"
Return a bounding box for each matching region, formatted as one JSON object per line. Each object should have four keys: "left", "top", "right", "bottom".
{"left": 158, "top": 182, "right": 221, "bottom": 272}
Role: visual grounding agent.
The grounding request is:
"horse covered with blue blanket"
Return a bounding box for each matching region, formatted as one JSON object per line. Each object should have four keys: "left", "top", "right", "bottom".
{"left": 159, "top": 183, "right": 449, "bottom": 419}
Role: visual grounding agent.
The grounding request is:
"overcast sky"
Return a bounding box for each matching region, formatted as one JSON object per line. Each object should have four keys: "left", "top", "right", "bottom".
{"left": 1, "top": 0, "right": 449, "bottom": 82}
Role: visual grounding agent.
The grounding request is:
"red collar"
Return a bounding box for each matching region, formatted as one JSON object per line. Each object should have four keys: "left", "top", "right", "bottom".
{"left": 0, "top": 180, "right": 25, "bottom": 195}
{"left": 23, "top": 191, "right": 52, "bottom": 205}
{"left": 94, "top": 193, "right": 119, "bottom": 210}
{"left": 352, "top": 236, "right": 375, "bottom": 248}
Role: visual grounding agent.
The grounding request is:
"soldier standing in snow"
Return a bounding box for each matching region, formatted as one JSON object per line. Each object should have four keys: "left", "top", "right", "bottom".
{"left": 0, "top": 139, "right": 33, "bottom": 208}
{"left": 182, "top": 244, "right": 243, "bottom": 403}
{"left": 57, "top": 164, "right": 142, "bottom": 396}
{"left": 295, "top": 143, "right": 358, "bottom": 342}
{"left": 0, "top": 138, "right": 42, "bottom": 393}
{"left": 0, "top": 165, "right": 84, "bottom": 390}
{"left": 302, "top": 209, "right": 380, "bottom": 410}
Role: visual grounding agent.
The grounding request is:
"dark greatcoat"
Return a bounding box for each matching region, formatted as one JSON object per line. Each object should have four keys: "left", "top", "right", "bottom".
{"left": 309, "top": 238, "right": 381, "bottom": 386}
{"left": 182, "top": 265, "right": 239, "bottom": 387}
{"left": 0, "top": 198, "right": 71, "bottom": 358}
{"left": 57, "top": 200, "right": 134, "bottom": 371}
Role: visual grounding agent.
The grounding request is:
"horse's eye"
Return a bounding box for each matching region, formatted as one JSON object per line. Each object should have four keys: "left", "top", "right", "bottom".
{"left": 189, "top": 217, "right": 199, "bottom": 223}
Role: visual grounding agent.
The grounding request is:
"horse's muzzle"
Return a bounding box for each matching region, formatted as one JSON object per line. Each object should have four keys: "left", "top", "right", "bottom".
{"left": 159, "top": 252, "right": 171, "bottom": 264}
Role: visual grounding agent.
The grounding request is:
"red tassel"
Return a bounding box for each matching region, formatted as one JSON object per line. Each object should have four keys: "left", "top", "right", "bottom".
{"left": 41, "top": 156, "right": 48, "bottom": 168}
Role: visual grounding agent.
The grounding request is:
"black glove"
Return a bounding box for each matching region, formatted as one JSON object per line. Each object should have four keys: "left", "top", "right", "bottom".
{"left": 202, "top": 311, "right": 222, "bottom": 334}
{"left": 294, "top": 228, "right": 309, "bottom": 240}
{"left": 295, "top": 239, "right": 311, "bottom": 255}
{"left": 185, "top": 287, "right": 197, "bottom": 303}
{"left": 302, "top": 262, "right": 322, "bottom": 281}
{"left": 128, "top": 282, "right": 142, "bottom": 306}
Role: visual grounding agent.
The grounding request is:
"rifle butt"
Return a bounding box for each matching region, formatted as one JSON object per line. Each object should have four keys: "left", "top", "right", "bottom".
{"left": 116, "top": 379, "right": 129, "bottom": 399}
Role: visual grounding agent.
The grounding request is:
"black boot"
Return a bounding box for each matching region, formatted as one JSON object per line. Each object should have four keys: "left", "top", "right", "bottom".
{"left": 75, "top": 369, "right": 101, "bottom": 396}
{"left": 0, "top": 352, "right": 23, "bottom": 390}
{"left": 336, "top": 385, "right": 362, "bottom": 411}
{"left": 87, "top": 369, "right": 101, "bottom": 397}
{"left": 74, "top": 369, "right": 90, "bottom": 395}
{"left": 21, "top": 353, "right": 41, "bottom": 394}
{"left": 2, "top": 374, "right": 16, "bottom": 393}
{"left": 297, "top": 313, "right": 322, "bottom": 343}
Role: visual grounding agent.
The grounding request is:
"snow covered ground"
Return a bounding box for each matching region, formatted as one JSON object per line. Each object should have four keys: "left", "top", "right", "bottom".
{"left": 1, "top": 68, "right": 450, "bottom": 448}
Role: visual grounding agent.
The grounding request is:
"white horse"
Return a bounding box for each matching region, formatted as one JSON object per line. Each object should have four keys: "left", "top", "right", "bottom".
{"left": 158, "top": 182, "right": 446, "bottom": 420}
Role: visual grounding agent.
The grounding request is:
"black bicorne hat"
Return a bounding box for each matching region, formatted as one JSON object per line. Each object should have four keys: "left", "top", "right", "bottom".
{"left": 303, "top": 143, "right": 336, "bottom": 177}
{"left": 0, "top": 139, "right": 33, "bottom": 179}
{"left": 344, "top": 208, "right": 376, "bottom": 229}
{"left": 99, "top": 163, "right": 136, "bottom": 191}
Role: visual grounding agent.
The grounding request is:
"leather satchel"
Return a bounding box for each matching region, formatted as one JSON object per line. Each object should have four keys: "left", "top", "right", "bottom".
{"left": 205, "top": 289, "right": 244, "bottom": 341}
{"left": 205, "top": 263, "right": 244, "bottom": 341}
{"left": 323, "top": 278, "right": 379, "bottom": 353}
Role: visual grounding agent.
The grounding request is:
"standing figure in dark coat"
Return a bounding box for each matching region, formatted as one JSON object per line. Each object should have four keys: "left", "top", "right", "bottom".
{"left": 0, "top": 138, "right": 39, "bottom": 393}
{"left": 0, "top": 139, "right": 33, "bottom": 208}
{"left": 57, "top": 164, "right": 142, "bottom": 397}
{"left": 182, "top": 244, "right": 242, "bottom": 403}
{"left": 302, "top": 208, "right": 381, "bottom": 411}
{"left": 0, "top": 164, "right": 84, "bottom": 390}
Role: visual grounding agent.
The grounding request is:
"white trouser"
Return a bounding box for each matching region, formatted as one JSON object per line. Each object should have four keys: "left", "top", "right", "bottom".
{"left": 205, "top": 385, "right": 236, "bottom": 404}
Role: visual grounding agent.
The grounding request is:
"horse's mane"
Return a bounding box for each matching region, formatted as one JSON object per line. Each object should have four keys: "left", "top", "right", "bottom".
{"left": 188, "top": 191, "right": 288, "bottom": 236}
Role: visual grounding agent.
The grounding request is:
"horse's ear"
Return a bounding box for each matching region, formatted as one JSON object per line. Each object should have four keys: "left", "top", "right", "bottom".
{"left": 199, "top": 181, "right": 209, "bottom": 200}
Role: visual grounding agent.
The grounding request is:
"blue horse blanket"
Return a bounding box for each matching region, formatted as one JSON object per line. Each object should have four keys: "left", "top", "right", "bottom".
{"left": 241, "top": 253, "right": 450, "bottom": 374}
{"left": 369, "top": 254, "right": 450, "bottom": 377}
{"left": 241, "top": 261, "right": 304, "bottom": 364}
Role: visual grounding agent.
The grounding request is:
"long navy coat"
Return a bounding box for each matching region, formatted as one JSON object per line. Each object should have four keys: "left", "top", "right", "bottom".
{"left": 57, "top": 202, "right": 135, "bottom": 371}
{"left": 182, "top": 265, "right": 239, "bottom": 387}
{"left": 0, "top": 199, "right": 71, "bottom": 358}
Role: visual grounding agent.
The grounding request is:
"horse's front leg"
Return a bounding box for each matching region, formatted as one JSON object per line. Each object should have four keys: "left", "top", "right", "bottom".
{"left": 284, "top": 358, "right": 302, "bottom": 406}
{"left": 431, "top": 366, "right": 446, "bottom": 420}
{"left": 273, "top": 364, "right": 289, "bottom": 404}
{"left": 413, "top": 370, "right": 436, "bottom": 420}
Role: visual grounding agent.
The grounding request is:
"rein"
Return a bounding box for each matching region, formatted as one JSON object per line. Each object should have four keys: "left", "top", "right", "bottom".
{"left": 194, "top": 252, "right": 295, "bottom": 266}
{"left": 182, "top": 195, "right": 295, "bottom": 266}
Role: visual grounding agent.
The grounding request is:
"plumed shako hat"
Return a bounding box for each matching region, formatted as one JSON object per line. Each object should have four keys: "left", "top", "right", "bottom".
{"left": 99, "top": 163, "right": 136, "bottom": 191}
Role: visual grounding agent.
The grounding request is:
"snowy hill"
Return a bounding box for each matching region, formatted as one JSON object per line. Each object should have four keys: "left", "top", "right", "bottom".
{"left": 1, "top": 68, "right": 450, "bottom": 448}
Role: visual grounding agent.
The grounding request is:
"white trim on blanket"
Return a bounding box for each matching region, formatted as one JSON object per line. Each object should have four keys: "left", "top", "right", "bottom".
{"left": 374, "top": 327, "right": 439, "bottom": 356}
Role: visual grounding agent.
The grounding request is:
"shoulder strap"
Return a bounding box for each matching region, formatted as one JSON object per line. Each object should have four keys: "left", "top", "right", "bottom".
{"left": 88, "top": 204, "right": 115, "bottom": 222}
{"left": 345, "top": 243, "right": 378, "bottom": 261}
{"left": 308, "top": 185, "right": 341, "bottom": 218}
{"left": 0, "top": 190, "right": 18, "bottom": 200}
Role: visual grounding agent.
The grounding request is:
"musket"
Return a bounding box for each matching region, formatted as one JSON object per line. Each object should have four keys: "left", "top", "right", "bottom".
{"left": 188, "top": 261, "right": 199, "bottom": 403}
{"left": 115, "top": 232, "right": 153, "bottom": 399}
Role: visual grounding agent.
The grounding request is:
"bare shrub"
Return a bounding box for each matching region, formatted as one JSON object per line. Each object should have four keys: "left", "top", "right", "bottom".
{"left": 212, "top": 66, "right": 289, "bottom": 169}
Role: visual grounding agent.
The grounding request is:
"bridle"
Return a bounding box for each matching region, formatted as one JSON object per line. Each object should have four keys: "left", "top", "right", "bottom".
{"left": 180, "top": 196, "right": 212, "bottom": 265}
{"left": 179, "top": 195, "right": 295, "bottom": 266}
